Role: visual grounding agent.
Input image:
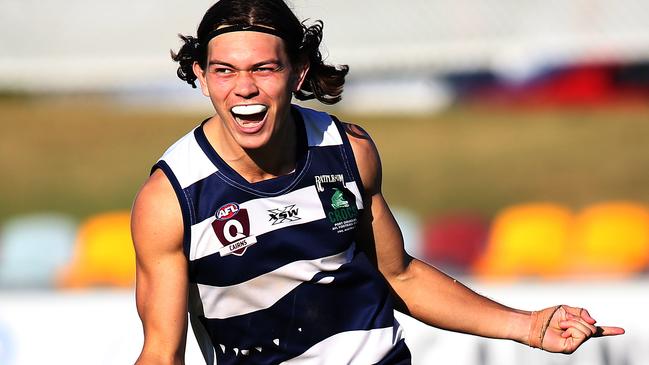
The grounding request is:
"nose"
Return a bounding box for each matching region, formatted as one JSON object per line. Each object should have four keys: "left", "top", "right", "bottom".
{"left": 234, "top": 71, "right": 259, "bottom": 98}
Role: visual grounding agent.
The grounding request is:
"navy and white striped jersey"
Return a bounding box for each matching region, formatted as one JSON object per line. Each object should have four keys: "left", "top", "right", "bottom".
{"left": 154, "top": 104, "right": 410, "bottom": 364}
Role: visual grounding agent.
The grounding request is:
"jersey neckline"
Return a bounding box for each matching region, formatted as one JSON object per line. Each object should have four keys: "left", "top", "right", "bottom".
{"left": 194, "top": 105, "right": 310, "bottom": 196}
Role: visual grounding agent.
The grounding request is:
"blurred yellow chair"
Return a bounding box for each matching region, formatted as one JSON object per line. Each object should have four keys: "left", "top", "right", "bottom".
{"left": 473, "top": 203, "right": 573, "bottom": 279}
{"left": 570, "top": 202, "right": 649, "bottom": 277}
{"left": 58, "top": 211, "right": 135, "bottom": 288}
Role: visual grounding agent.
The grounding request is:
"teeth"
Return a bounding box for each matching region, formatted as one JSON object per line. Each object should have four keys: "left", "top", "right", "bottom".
{"left": 231, "top": 104, "right": 267, "bottom": 116}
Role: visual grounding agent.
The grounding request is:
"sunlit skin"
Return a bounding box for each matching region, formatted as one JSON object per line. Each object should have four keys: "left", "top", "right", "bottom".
{"left": 193, "top": 31, "right": 308, "bottom": 182}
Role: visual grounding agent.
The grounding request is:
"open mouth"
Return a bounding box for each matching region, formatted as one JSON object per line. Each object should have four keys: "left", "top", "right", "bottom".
{"left": 231, "top": 104, "right": 268, "bottom": 131}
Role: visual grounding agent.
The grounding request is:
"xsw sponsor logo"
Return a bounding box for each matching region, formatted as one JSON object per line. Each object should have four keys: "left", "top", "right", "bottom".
{"left": 268, "top": 205, "right": 301, "bottom": 225}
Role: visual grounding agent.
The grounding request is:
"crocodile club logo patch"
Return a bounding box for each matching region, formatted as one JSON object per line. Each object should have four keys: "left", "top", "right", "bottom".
{"left": 314, "top": 175, "right": 359, "bottom": 234}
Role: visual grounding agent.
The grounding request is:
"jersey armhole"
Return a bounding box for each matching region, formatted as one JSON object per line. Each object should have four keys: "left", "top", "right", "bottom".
{"left": 151, "top": 161, "right": 192, "bottom": 258}
{"left": 330, "top": 115, "right": 367, "bottom": 200}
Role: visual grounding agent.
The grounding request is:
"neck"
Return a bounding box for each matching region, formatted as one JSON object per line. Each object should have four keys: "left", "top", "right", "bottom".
{"left": 243, "top": 120, "right": 297, "bottom": 182}
{"left": 205, "top": 111, "right": 298, "bottom": 183}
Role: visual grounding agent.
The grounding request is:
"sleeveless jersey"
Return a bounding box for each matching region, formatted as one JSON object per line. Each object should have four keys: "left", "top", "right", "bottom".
{"left": 154, "top": 105, "right": 410, "bottom": 364}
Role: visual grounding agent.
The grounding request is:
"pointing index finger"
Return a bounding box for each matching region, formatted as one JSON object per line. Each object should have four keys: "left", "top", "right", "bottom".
{"left": 594, "top": 326, "right": 625, "bottom": 337}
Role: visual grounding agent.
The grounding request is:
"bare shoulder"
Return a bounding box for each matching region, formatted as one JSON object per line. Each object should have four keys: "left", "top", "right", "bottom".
{"left": 342, "top": 122, "right": 382, "bottom": 195}
{"left": 131, "top": 169, "right": 184, "bottom": 255}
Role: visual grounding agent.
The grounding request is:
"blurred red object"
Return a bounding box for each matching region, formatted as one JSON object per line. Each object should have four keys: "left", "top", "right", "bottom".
{"left": 421, "top": 213, "right": 489, "bottom": 273}
{"left": 469, "top": 62, "right": 649, "bottom": 107}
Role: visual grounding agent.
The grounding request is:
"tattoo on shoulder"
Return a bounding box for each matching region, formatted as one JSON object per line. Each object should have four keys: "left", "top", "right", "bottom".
{"left": 343, "top": 122, "right": 370, "bottom": 140}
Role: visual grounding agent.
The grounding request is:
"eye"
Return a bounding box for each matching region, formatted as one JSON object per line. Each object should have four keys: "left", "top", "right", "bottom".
{"left": 253, "top": 67, "right": 274, "bottom": 73}
{"left": 211, "top": 66, "right": 234, "bottom": 74}
{"left": 253, "top": 64, "right": 284, "bottom": 74}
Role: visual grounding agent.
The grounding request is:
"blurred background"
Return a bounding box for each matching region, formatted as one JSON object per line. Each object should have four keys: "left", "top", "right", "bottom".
{"left": 1, "top": 0, "right": 648, "bottom": 364}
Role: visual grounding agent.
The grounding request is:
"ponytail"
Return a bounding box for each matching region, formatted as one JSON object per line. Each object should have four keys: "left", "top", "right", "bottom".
{"left": 170, "top": 35, "right": 202, "bottom": 88}
{"left": 294, "top": 21, "right": 349, "bottom": 105}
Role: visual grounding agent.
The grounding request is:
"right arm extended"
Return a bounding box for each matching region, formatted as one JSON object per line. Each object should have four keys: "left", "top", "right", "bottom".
{"left": 132, "top": 169, "right": 188, "bottom": 365}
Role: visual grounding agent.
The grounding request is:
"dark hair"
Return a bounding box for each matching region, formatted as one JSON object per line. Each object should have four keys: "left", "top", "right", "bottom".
{"left": 171, "top": 0, "right": 349, "bottom": 105}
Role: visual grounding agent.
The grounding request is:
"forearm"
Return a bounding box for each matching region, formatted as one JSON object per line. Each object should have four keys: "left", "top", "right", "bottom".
{"left": 135, "top": 351, "right": 184, "bottom": 365}
{"left": 388, "top": 258, "right": 531, "bottom": 344}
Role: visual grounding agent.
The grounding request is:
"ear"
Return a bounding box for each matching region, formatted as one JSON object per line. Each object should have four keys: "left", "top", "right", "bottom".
{"left": 193, "top": 61, "right": 210, "bottom": 97}
{"left": 292, "top": 60, "right": 310, "bottom": 92}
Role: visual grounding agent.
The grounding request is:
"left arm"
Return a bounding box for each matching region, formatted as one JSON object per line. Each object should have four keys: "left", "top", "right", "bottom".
{"left": 344, "top": 123, "right": 624, "bottom": 353}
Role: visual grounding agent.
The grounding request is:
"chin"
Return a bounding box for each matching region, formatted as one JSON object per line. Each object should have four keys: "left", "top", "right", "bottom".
{"left": 234, "top": 133, "right": 272, "bottom": 151}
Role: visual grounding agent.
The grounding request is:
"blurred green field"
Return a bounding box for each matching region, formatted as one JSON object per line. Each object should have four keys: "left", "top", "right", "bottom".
{"left": 1, "top": 97, "right": 649, "bottom": 223}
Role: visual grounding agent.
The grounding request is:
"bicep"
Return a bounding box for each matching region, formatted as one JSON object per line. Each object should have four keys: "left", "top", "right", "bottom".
{"left": 132, "top": 169, "right": 188, "bottom": 363}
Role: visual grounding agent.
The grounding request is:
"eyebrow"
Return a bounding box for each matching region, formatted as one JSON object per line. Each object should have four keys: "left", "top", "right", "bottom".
{"left": 207, "top": 59, "right": 283, "bottom": 68}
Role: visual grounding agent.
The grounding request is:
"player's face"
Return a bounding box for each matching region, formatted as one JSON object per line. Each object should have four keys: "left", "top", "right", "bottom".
{"left": 194, "top": 31, "right": 307, "bottom": 151}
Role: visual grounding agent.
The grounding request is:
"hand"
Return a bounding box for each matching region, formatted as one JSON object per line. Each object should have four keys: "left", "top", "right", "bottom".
{"left": 530, "top": 305, "right": 625, "bottom": 354}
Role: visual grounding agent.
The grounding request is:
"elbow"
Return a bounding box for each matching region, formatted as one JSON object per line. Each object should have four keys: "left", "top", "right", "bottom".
{"left": 383, "top": 255, "right": 416, "bottom": 287}
{"left": 382, "top": 256, "right": 418, "bottom": 316}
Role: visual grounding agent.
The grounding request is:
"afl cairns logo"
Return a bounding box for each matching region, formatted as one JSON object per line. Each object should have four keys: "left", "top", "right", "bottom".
{"left": 212, "top": 202, "right": 257, "bottom": 257}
